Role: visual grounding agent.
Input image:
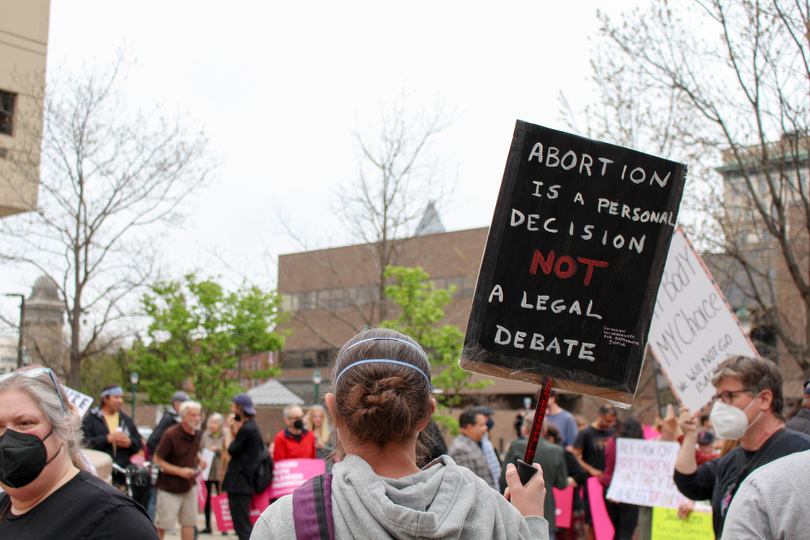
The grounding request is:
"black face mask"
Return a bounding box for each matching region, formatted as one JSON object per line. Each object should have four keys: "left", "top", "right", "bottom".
{"left": 0, "top": 428, "right": 60, "bottom": 488}
{"left": 293, "top": 419, "right": 304, "bottom": 431}
{"left": 234, "top": 413, "right": 242, "bottom": 422}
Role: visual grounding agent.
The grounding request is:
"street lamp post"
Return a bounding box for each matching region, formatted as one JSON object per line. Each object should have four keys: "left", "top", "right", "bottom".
{"left": 4, "top": 293, "right": 25, "bottom": 368}
{"left": 130, "top": 372, "right": 139, "bottom": 419}
{"left": 312, "top": 370, "right": 322, "bottom": 404}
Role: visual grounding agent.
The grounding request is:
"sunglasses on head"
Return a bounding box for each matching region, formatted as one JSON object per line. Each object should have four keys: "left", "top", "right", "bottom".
{"left": 0, "top": 367, "right": 67, "bottom": 413}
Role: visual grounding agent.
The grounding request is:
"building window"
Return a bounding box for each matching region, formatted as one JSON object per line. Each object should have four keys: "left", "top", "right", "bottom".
{"left": 281, "top": 348, "right": 338, "bottom": 369}
{"left": 0, "top": 90, "right": 16, "bottom": 136}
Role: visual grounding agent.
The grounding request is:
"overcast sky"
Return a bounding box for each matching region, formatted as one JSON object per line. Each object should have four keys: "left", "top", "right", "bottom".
{"left": 2, "top": 0, "right": 645, "bottom": 323}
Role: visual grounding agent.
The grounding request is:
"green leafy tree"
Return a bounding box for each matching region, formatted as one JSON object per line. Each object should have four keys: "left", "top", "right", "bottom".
{"left": 79, "top": 348, "right": 129, "bottom": 400}
{"left": 380, "top": 266, "right": 491, "bottom": 434}
{"left": 129, "top": 274, "right": 286, "bottom": 416}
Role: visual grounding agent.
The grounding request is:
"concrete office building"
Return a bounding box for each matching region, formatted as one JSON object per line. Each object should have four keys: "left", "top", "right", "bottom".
{"left": 0, "top": 0, "right": 50, "bottom": 218}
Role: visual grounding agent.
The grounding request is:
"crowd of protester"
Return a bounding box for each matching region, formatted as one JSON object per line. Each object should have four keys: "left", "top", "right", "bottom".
{"left": 2, "top": 339, "right": 810, "bottom": 539}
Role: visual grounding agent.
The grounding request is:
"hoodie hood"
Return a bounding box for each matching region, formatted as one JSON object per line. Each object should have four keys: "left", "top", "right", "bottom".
{"left": 329, "top": 454, "right": 543, "bottom": 539}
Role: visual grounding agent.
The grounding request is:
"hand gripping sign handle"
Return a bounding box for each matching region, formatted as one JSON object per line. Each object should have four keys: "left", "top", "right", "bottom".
{"left": 518, "top": 376, "right": 553, "bottom": 485}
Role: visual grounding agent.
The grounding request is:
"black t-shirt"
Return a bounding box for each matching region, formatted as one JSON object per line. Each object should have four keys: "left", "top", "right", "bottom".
{"left": 0, "top": 470, "right": 157, "bottom": 539}
{"left": 674, "top": 428, "right": 810, "bottom": 537}
{"left": 573, "top": 425, "right": 614, "bottom": 473}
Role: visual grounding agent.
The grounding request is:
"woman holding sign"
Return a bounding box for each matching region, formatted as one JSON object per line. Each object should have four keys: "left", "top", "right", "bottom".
{"left": 251, "top": 328, "right": 549, "bottom": 539}
{"left": 601, "top": 417, "right": 644, "bottom": 540}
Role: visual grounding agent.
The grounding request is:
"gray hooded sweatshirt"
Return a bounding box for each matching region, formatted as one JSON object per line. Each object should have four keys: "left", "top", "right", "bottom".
{"left": 250, "top": 454, "right": 548, "bottom": 539}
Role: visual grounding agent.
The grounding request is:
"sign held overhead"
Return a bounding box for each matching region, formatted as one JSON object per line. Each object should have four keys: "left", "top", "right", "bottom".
{"left": 648, "top": 228, "right": 758, "bottom": 411}
{"left": 461, "top": 121, "right": 687, "bottom": 406}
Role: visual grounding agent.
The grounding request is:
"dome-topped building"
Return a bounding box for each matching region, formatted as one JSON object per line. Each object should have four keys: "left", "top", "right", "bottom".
{"left": 24, "top": 274, "right": 67, "bottom": 376}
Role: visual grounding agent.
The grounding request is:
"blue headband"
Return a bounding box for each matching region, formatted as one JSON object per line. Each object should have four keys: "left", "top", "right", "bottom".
{"left": 338, "top": 337, "right": 429, "bottom": 362}
{"left": 335, "top": 359, "right": 431, "bottom": 385}
{"left": 335, "top": 337, "right": 431, "bottom": 385}
{"left": 101, "top": 386, "right": 123, "bottom": 397}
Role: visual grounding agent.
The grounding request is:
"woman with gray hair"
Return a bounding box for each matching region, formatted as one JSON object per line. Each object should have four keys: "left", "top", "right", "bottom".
{"left": 0, "top": 368, "right": 157, "bottom": 538}
{"left": 251, "top": 328, "right": 549, "bottom": 539}
{"left": 201, "top": 412, "right": 225, "bottom": 534}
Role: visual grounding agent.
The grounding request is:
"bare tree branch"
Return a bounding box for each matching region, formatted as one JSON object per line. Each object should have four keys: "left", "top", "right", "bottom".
{"left": 0, "top": 53, "right": 217, "bottom": 387}
{"left": 564, "top": 0, "right": 810, "bottom": 376}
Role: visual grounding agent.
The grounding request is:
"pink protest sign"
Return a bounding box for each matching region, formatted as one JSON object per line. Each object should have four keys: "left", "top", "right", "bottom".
{"left": 196, "top": 474, "right": 207, "bottom": 512}
{"left": 250, "top": 489, "right": 272, "bottom": 524}
{"left": 587, "top": 476, "right": 615, "bottom": 540}
{"left": 553, "top": 486, "right": 574, "bottom": 528}
{"left": 212, "top": 494, "right": 233, "bottom": 532}
{"left": 643, "top": 425, "right": 661, "bottom": 440}
{"left": 267, "top": 458, "right": 326, "bottom": 499}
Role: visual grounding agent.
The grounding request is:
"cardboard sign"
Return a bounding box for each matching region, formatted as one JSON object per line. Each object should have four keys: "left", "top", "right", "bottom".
{"left": 648, "top": 228, "right": 758, "bottom": 411}
{"left": 212, "top": 492, "right": 269, "bottom": 530}
{"left": 553, "top": 486, "right": 574, "bottom": 528}
{"left": 605, "top": 439, "right": 690, "bottom": 509}
{"left": 267, "top": 458, "right": 326, "bottom": 499}
{"left": 201, "top": 448, "right": 215, "bottom": 480}
{"left": 587, "top": 477, "right": 615, "bottom": 540}
{"left": 250, "top": 491, "right": 270, "bottom": 525}
{"left": 196, "top": 473, "right": 207, "bottom": 512}
{"left": 212, "top": 494, "right": 233, "bottom": 532}
{"left": 62, "top": 386, "right": 93, "bottom": 417}
{"left": 651, "top": 507, "right": 714, "bottom": 540}
{"left": 461, "top": 121, "right": 686, "bottom": 405}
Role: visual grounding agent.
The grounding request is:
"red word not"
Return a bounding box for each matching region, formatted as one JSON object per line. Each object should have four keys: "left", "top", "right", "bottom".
{"left": 529, "top": 250, "right": 609, "bottom": 286}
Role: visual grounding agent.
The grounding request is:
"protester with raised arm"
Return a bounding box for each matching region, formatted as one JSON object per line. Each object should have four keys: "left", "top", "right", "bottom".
{"left": 673, "top": 355, "right": 810, "bottom": 538}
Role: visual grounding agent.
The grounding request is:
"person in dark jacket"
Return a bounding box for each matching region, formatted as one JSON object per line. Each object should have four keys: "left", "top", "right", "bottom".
{"left": 81, "top": 384, "right": 150, "bottom": 508}
{"left": 501, "top": 414, "right": 568, "bottom": 538}
{"left": 81, "top": 385, "right": 144, "bottom": 468}
{"left": 546, "top": 423, "right": 588, "bottom": 540}
{"left": 417, "top": 417, "right": 448, "bottom": 467}
{"left": 222, "top": 393, "right": 265, "bottom": 540}
{"left": 146, "top": 390, "right": 190, "bottom": 457}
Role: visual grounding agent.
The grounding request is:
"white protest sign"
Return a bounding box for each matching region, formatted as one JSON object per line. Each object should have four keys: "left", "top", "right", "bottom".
{"left": 648, "top": 228, "right": 758, "bottom": 411}
{"left": 201, "top": 448, "right": 216, "bottom": 480}
{"left": 605, "top": 438, "right": 690, "bottom": 509}
{"left": 62, "top": 385, "right": 94, "bottom": 417}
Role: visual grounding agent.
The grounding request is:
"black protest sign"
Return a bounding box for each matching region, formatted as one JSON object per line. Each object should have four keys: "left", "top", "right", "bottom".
{"left": 460, "top": 121, "right": 686, "bottom": 405}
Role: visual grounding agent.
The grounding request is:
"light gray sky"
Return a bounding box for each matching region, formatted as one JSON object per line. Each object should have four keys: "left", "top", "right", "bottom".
{"left": 2, "top": 0, "right": 644, "bottom": 322}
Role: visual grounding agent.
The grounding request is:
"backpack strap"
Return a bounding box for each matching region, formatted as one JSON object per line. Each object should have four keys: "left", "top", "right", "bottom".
{"left": 292, "top": 473, "right": 334, "bottom": 540}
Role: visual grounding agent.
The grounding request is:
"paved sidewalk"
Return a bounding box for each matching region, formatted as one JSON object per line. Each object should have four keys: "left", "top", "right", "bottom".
{"left": 163, "top": 512, "right": 239, "bottom": 539}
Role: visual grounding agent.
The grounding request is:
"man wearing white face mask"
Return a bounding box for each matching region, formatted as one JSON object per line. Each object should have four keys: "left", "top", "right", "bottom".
{"left": 673, "top": 355, "right": 810, "bottom": 538}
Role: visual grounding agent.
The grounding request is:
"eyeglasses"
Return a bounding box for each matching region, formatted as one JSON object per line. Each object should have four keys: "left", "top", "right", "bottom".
{"left": 0, "top": 367, "right": 67, "bottom": 413}
{"left": 711, "top": 389, "right": 750, "bottom": 405}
